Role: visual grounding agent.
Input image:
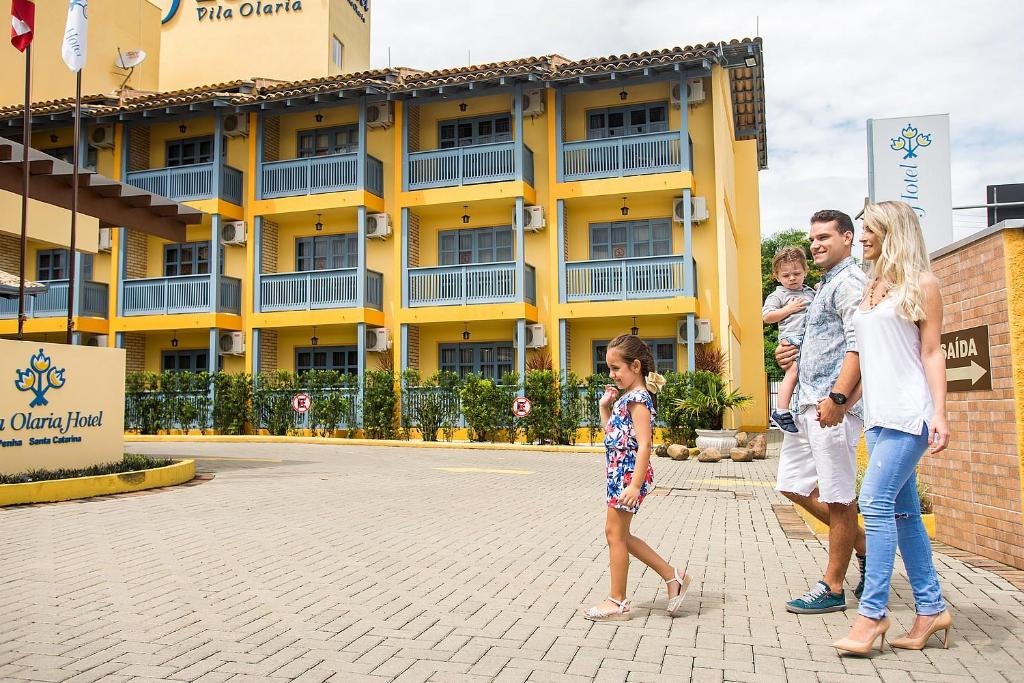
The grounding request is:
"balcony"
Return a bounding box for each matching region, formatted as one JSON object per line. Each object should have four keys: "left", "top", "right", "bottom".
{"left": 0, "top": 280, "right": 108, "bottom": 319}
{"left": 259, "top": 268, "right": 384, "bottom": 312}
{"left": 562, "top": 131, "right": 684, "bottom": 181}
{"left": 565, "top": 255, "right": 691, "bottom": 302}
{"left": 408, "top": 262, "right": 535, "bottom": 307}
{"left": 125, "top": 163, "right": 244, "bottom": 205}
{"left": 407, "top": 142, "right": 534, "bottom": 190}
{"left": 260, "top": 154, "right": 384, "bottom": 199}
{"left": 121, "top": 275, "right": 241, "bottom": 316}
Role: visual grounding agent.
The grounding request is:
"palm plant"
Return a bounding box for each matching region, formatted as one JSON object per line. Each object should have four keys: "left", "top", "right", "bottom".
{"left": 674, "top": 370, "right": 752, "bottom": 430}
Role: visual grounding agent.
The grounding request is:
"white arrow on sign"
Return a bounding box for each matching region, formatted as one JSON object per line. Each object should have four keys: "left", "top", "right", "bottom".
{"left": 946, "top": 361, "right": 987, "bottom": 385}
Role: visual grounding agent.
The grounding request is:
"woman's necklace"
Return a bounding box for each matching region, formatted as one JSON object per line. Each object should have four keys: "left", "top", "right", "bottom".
{"left": 865, "top": 279, "right": 890, "bottom": 310}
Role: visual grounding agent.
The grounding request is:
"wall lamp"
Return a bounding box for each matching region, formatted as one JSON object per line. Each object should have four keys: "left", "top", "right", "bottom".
{"left": 620, "top": 197, "right": 629, "bottom": 216}
{"left": 315, "top": 213, "right": 324, "bottom": 231}
{"left": 462, "top": 324, "right": 470, "bottom": 341}
{"left": 631, "top": 317, "right": 639, "bottom": 336}
{"left": 462, "top": 205, "right": 470, "bottom": 224}
{"left": 311, "top": 326, "right": 319, "bottom": 346}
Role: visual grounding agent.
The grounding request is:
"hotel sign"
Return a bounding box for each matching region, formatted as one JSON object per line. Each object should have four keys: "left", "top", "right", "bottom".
{"left": 0, "top": 340, "right": 125, "bottom": 476}
{"left": 867, "top": 114, "right": 953, "bottom": 254}
{"left": 162, "top": 0, "right": 304, "bottom": 24}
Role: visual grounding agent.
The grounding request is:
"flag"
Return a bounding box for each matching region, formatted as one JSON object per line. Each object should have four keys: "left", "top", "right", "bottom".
{"left": 61, "top": 0, "right": 88, "bottom": 71}
{"left": 10, "top": 0, "right": 34, "bottom": 52}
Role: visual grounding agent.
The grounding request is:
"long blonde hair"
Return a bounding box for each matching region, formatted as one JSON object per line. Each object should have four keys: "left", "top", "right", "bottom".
{"left": 862, "top": 200, "right": 931, "bottom": 321}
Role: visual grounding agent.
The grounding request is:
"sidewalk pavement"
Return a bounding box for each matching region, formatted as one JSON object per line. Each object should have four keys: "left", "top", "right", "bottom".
{"left": 0, "top": 438, "right": 1021, "bottom": 682}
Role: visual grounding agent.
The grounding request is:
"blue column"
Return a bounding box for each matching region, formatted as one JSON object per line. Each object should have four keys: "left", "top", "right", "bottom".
{"left": 255, "top": 111, "right": 264, "bottom": 200}
{"left": 71, "top": 252, "right": 83, "bottom": 319}
{"left": 400, "top": 323, "right": 409, "bottom": 374}
{"left": 686, "top": 313, "right": 696, "bottom": 371}
{"left": 555, "top": 88, "right": 564, "bottom": 183}
{"left": 71, "top": 332, "right": 82, "bottom": 346}
{"left": 116, "top": 228, "right": 128, "bottom": 317}
{"left": 514, "top": 85, "right": 524, "bottom": 182}
{"left": 556, "top": 199, "right": 566, "bottom": 304}
{"left": 516, "top": 318, "right": 526, "bottom": 397}
{"left": 401, "top": 207, "right": 410, "bottom": 308}
{"left": 252, "top": 328, "right": 261, "bottom": 376}
{"left": 514, "top": 196, "right": 525, "bottom": 302}
{"left": 680, "top": 73, "right": 691, "bottom": 173}
{"left": 357, "top": 97, "right": 367, "bottom": 191}
{"left": 401, "top": 102, "right": 410, "bottom": 192}
{"left": 683, "top": 188, "right": 694, "bottom": 297}
{"left": 115, "top": 331, "right": 124, "bottom": 348}
{"left": 208, "top": 327, "right": 219, "bottom": 426}
{"left": 357, "top": 205, "right": 367, "bottom": 308}
{"left": 558, "top": 318, "right": 567, "bottom": 382}
{"left": 212, "top": 112, "right": 224, "bottom": 200}
{"left": 210, "top": 214, "right": 221, "bottom": 313}
{"left": 357, "top": 322, "right": 366, "bottom": 425}
{"left": 253, "top": 215, "right": 263, "bottom": 313}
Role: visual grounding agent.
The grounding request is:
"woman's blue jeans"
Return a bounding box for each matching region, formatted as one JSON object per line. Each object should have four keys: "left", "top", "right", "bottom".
{"left": 858, "top": 425, "right": 947, "bottom": 619}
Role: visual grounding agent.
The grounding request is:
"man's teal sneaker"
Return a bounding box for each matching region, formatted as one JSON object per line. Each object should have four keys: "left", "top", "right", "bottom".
{"left": 785, "top": 580, "right": 847, "bottom": 614}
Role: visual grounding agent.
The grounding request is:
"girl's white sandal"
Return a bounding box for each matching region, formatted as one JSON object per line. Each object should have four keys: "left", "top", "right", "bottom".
{"left": 665, "top": 568, "right": 693, "bottom": 617}
{"left": 583, "top": 597, "right": 632, "bottom": 621}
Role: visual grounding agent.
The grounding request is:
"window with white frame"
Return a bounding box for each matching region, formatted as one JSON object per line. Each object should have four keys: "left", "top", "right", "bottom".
{"left": 332, "top": 36, "right": 344, "bottom": 69}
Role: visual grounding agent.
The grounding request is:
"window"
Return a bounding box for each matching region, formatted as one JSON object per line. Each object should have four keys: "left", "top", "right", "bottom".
{"left": 586, "top": 102, "right": 669, "bottom": 139}
{"left": 166, "top": 136, "right": 214, "bottom": 167}
{"left": 162, "top": 350, "right": 211, "bottom": 373}
{"left": 295, "top": 234, "right": 358, "bottom": 271}
{"left": 594, "top": 339, "right": 677, "bottom": 376}
{"left": 438, "top": 114, "right": 512, "bottom": 149}
{"left": 439, "top": 342, "right": 515, "bottom": 382}
{"left": 297, "top": 125, "right": 358, "bottom": 158}
{"left": 438, "top": 226, "right": 514, "bottom": 266}
{"left": 590, "top": 218, "right": 672, "bottom": 260}
{"left": 164, "top": 242, "right": 212, "bottom": 277}
{"left": 48, "top": 145, "right": 98, "bottom": 170}
{"left": 36, "top": 250, "right": 68, "bottom": 280}
{"left": 295, "top": 346, "right": 358, "bottom": 375}
{"left": 331, "top": 36, "right": 344, "bottom": 69}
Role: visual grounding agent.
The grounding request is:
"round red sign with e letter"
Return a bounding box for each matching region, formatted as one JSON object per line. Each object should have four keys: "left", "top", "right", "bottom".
{"left": 291, "top": 392, "right": 311, "bottom": 414}
{"left": 512, "top": 396, "right": 532, "bottom": 417}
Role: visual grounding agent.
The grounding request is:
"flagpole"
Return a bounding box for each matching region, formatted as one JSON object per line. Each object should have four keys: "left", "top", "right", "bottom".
{"left": 66, "top": 69, "right": 81, "bottom": 344}
{"left": 17, "top": 43, "right": 32, "bottom": 340}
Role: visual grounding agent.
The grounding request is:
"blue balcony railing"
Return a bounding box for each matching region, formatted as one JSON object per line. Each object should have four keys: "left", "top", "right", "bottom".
{"left": 562, "top": 131, "right": 682, "bottom": 181}
{"left": 407, "top": 142, "right": 534, "bottom": 190}
{"left": 407, "top": 262, "right": 536, "bottom": 307}
{"left": 0, "top": 280, "right": 108, "bottom": 319}
{"left": 565, "top": 255, "right": 690, "bottom": 302}
{"left": 125, "top": 163, "right": 244, "bottom": 205}
{"left": 121, "top": 275, "right": 242, "bottom": 316}
{"left": 260, "top": 153, "right": 384, "bottom": 199}
{"left": 259, "top": 268, "right": 384, "bottom": 312}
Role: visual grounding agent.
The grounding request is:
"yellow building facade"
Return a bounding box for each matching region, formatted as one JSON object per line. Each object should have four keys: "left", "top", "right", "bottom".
{"left": 0, "top": 38, "right": 768, "bottom": 431}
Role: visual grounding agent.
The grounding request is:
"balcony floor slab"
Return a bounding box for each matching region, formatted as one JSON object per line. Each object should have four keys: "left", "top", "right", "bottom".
{"left": 111, "top": 312, "right": 243, "bottom": 333}
{"left": 400, "top": 302, "right": 539, "bottom": 325}
{"left": 0, "top": 316, "right": 110, "bottom": 337}
{"left": 250, "top": 307, "right": 386, "bottom": 329}
{"left": 555, "top": 171, "right": 694, "bottom": 200}
{"left": 253, "top": 190, "right": 385, "bottom": 219}
{"left": 400, "top": 181, "right": 535, "bottom": 208}
{"left": 555, "top": 297, "right": 697, "bottom": 320}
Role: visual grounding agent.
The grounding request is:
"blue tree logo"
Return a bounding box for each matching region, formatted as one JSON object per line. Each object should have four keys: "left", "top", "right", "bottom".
{"left": 890, "top": 124, "right": 932, "bottom": 159}
{"left": 15, "top": 349, "right": 66, "bottom": 408}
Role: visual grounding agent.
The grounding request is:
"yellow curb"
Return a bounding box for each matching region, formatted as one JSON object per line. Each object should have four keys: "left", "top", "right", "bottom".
{"left": 124, "top": 434, "right": 604, "bottom": 454}
{"left": 793, "top": 503, "right": 936, "bottom": 539}
{"left": 0, "top": 460, "right": 196, "bottom": 507}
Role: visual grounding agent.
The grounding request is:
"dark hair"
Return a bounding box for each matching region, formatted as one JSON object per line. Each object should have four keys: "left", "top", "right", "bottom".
{"left": 607, "top": 334, "right": 655, "bottom": 378}
{"left": 771, "top": 246, "right": 808, "bottom": 275}
{"left": 810, "top": 209, "right": 855, "bottom": 235}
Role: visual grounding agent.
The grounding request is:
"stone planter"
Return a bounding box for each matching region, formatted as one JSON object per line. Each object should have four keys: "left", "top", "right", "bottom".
{"left": 695, "top": 429, "right": 739, "bottom": 452}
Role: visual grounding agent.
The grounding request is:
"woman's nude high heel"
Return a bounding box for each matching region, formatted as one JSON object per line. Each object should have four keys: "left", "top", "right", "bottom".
{"left": 889, "top": 610, "right": 953, "bottom": 650}
{"left": 833, "top": 617, "right": 890, "bottom": 656}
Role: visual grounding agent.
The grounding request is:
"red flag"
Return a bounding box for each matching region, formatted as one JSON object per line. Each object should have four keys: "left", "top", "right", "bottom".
{"left": 10, "top": 0, "right": 34, "bottom": 52}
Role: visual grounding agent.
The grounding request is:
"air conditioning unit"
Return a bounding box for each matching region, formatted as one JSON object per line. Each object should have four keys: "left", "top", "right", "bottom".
{"left": 218, "top": 331, "right": 245, "bottom": 355}
{"left": 90, "top": 125, "right": 115, "bottom": 149}
{"left": 85, "top": 335, "right": 108, "bottom": 347}
{"left": 98, "top": 227, "right": 113, "bottom": 252}
{"left": 515, "top": 323, "right": 547, "bottom": 349}
{"left": 220, "top": 220, "right": 246, "bottom": 246}
{"left": 671, "top": 79, "right": 706, "bottom": 107}
{"left": 672, "top": 196, "right": 710, "bottom": 224}
{"left": 676, "top": 318, "right": 714, "bottom": 345}
{"left": 223, "top": 113, "right": 249, "bottom": 137}
{"left": 366, "top": 327, "right": 391, "bottom": 352}
{"left": 366, "top": 101, "right": 393, "bottom": 128}
{"left": 367, "top": 213, "right": 392, "bottom": 239}
{"left": 521, "top": 89, "right": 545, "bottom": 117}
{"left": 522, "top": 205, "right": 545, "bottom": 232}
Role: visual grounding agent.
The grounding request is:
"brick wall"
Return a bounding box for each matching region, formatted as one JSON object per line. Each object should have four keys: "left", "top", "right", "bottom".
{"left": 264, "top": 116, "right": 280, "bottom": 163}
{"left": 0, "top": 233, "right": 19, "bottom": 272}
{"left": 124, "top": 333, "right": 146, "bottom": 372}
{"left": 128, "top": 127, "right": 150, "bottom": 172}
{"left": 927, "top": 232, "right": 1023, "bottom": 569}
{"left": 261, "top": 219, "right": 279, "bottom": 273}
{"left": 407, "top": 106, "right": 420, "bottom": 153}
{"left": 125, "top": 230, "right": 149, "bottom": 279}
{"left": 259, "top": 329, "right": 278, "bottom": 374}
{"left": 408, "top": 324, "right": 419, "bottom": 371}
{"left": 408, "top": 211, "right": 420, "bottom": 267}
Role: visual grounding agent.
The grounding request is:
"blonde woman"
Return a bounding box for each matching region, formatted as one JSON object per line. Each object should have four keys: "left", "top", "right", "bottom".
{"left": 834, "top": 201, "right": 952, "bottom": 656}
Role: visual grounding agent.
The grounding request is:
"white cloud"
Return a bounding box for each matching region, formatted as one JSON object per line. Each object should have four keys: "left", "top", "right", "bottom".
{"left": 371, "top": 0, "right": 1024, "bottom": 241}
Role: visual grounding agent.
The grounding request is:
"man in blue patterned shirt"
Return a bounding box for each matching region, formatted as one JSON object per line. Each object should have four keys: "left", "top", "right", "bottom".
{"left": 775, "top": 210, "right": 869, "bottom": 615}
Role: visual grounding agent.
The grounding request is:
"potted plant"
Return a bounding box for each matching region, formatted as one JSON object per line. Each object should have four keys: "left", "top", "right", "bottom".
{"left": 674, "top": 371, "right": 752, "bottom": 452}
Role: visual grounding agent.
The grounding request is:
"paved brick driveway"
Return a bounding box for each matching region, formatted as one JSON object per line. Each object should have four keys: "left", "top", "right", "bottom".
{"left": 1, "top": 441, "right": 1022, "bottom": 682}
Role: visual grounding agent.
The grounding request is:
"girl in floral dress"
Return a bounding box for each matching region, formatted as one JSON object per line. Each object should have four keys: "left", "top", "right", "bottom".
{"left": 583, "top": 334, "right": 694, "bottom": 621}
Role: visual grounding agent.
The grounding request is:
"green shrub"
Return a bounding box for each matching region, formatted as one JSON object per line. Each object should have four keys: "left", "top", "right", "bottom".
{"left": 523, "top": 370, "right": 559, "bottom": 444}
{"left": 211, "top": 372, "right": 252, "bottom": 435}
{"left": 497, "top": 372, "right": 520, "bottom": 443}
{"left": 557, "top": 372, "right": 585, "bottom": 445}
{"left": 674, "top": 370, "right": 752, "bottom": 431}
{"left": 460, "top": 373, "right": 503, "bottom": 442}
{"left": 125, "top": 371, "right": 162, "bottom": 434}
{"left": 305, "top": 370, "right": 354, "bottom": 436}
{"left": 582, "top": 374, "right": 606, "bottom": 444}
{"left": 254, "top": 370, "right": 299, "bottom": 435}
{"left": 0, "top": 454, "right": 175, "bottom": 484}
{"left": 363, "top": 370, "right": 398, "bottom": 439}
{"left": 658, "top": 371, "right": 699, "bottom": 446}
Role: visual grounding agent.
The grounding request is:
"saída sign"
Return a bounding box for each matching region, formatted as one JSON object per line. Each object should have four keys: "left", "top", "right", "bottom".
{"left": 162, "top": 0, "right": 304, "bottom": 25}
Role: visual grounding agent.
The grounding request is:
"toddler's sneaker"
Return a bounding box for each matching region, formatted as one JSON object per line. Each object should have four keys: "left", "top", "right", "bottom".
{"left": 771, "top": 409, "right": 798, "bottom": 433}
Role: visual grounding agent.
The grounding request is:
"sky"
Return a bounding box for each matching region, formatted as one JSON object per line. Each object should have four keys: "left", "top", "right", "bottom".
{"left": 369, "top": 0, "right": 1023, "bottom": 241}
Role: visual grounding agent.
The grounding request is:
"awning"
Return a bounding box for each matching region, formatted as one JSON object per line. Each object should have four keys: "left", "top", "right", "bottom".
{"left": 0, "top": 137, "right": 201, "bottom": 242}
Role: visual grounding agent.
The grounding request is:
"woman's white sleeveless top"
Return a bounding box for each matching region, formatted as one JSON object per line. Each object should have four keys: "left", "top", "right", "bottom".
{"left": 852, "top": 297, "right": 933, "bottom": 434}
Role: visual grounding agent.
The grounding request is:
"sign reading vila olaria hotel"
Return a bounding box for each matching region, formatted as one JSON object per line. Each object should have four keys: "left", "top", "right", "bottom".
{"left": 0, "top": 340, "right": 125, "bottom": 476}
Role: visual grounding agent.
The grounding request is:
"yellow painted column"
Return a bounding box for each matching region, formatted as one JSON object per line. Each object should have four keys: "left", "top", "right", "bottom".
{"left": 1003, "top": 229, "right": 1024, "bottom": 522}
{"left": 242, "top": 112, "right": 259, "bottom": 375}
{"left": 545, "top": 88, "right": 561, "bottom": 377}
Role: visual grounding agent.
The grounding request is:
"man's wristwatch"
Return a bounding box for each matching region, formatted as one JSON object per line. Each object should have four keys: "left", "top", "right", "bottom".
{"left": 829, "top": 391, "right": 848, "bottom": 405}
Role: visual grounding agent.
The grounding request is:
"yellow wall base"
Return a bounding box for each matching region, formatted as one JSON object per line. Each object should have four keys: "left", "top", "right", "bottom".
{"left": 793, "top": 503, "right": 936, "bottom": 539}
{"left": 0, "top": 460, "right": 196, "bottom": 507}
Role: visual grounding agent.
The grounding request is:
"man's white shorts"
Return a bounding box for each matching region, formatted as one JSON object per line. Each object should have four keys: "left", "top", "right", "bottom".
{"left": 775, "top": 406, "right": 863, "bottom": 505}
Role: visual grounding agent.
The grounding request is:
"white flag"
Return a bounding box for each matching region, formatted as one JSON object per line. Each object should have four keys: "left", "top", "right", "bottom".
{"left": 61, "top": 0, "right": 88, "bottom": 72}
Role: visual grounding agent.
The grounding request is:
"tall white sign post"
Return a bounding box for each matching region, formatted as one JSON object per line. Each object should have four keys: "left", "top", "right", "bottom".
{"left": 867, "top": 114, "right": 953, "bottom": 253}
